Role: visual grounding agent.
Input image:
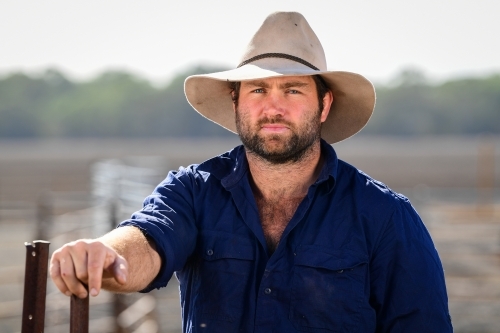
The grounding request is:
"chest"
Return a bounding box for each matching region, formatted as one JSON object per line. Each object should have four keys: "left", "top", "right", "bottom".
{"left": 255, "top": 196, "right": 304, "bottom": 252}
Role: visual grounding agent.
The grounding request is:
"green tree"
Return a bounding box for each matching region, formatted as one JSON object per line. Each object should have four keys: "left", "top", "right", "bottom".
{"left": 1, "top": 67, "right": 498, "bottom": 138}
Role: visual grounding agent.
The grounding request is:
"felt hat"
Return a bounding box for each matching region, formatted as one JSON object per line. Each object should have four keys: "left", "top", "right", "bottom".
{"left": 184, "top": 11, "right": 375, "bottom": 143}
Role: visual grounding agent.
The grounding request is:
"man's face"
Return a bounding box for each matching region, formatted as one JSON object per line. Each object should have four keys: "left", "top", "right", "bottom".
{"left": 234, "top": 76, "right": 331, "bottom": 164}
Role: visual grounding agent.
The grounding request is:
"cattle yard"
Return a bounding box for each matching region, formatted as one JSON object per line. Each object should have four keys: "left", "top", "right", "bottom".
{"left": 0, "top": 136, "right": 499, "bottom": 332}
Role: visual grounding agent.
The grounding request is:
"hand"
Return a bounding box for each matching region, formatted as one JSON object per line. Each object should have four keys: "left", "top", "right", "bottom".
{"left": 50, "top": 239, "right": 128, "bottom": 298}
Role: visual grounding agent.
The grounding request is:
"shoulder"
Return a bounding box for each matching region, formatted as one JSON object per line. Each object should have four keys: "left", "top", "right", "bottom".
{"left": 334, "top": 159, "right": 428, "bottom": 251}
{"left": 336, "top": 159, "right": 412, "bottom": 214}
{"left": 160, "top": 145, "right": 244, "bottom": 186}
{"left": 337, "top": 160, "right": 434, "bottom": 255}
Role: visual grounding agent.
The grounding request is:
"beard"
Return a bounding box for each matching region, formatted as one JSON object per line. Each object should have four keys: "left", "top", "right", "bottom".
{"left": 235, "top": 108, "right": 322, "bottom": 165}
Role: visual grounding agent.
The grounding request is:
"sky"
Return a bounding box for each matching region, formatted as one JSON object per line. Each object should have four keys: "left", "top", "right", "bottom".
{"left": 1, "top": 0, "right": 499, "bottom": 86}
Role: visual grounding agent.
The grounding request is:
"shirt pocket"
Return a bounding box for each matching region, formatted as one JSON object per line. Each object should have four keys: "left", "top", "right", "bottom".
{"left": 290, "top": 247, "right": 368, "bottom": 332}
{"left": 196, "top": 231, "right": 256, "bottom": 323}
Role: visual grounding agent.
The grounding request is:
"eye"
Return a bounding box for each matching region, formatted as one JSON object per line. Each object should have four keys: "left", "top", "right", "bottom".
{"left": 287, "top": 89, "right": 299, "bottom": 94}
{"left": 253, "top": 88, "right": 265, "bottom": 93}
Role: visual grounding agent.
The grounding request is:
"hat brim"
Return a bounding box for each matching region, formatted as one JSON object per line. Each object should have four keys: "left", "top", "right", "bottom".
{"left": 184, "top": 64, "right": 375, "bottom": 144}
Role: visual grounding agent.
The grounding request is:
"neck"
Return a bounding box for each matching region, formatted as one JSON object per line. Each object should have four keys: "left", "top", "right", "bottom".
{"left": 246, "top": 141, "right": 323, "bottom": 200}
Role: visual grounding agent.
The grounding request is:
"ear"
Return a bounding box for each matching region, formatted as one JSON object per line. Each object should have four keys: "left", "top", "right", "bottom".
{"left": 320, "top": 90, "right": 333, "bottom": 123}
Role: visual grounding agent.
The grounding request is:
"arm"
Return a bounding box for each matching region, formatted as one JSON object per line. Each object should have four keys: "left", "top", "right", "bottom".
{"left": 51, "top": 166, "right": 200, "bottom": 298}
{"left": 50, "top": 226, "right": 161, "bottom": 298}
{"left": 370, "top": 202, "right": 453, "bottom": 332}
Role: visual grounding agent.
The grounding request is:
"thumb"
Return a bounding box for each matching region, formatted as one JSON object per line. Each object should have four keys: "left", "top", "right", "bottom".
{"left": 111, "top": 255, "right": 128, "bottom": 285}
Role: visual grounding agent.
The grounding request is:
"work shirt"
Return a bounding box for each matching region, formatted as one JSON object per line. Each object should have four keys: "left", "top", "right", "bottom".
{"left": 119, "top": 140, "right": 453, "bottom": 333}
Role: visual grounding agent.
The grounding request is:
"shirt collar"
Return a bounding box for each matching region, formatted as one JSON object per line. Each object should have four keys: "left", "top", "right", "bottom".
{"left": 221, "top": 139, "right": 338, "bottom": 191}
{"left": 221, "top": 145, "right": 249, "bottom": 190}
{"left": 317, "top": 139, "right": 338, "bottom": 193}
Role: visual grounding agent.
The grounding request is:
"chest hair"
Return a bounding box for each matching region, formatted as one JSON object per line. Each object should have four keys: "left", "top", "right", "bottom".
{"left": 255, "top": 196, "right": 304, "bottom": 254}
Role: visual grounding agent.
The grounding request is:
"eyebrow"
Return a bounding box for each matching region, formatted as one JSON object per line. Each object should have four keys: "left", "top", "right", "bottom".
{"left": 245, "top": 80, "right": 310, "bottom": 89}
{"left": 279, "top": 81, "right": 309, "bottom": 89}
{"left": 245, "top": 80, "right": 271, "bottom": 88}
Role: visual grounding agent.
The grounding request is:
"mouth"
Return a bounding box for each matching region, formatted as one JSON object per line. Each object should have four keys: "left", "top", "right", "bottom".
{"left": 260, "top": 123, "right": 290, "bottom": 133}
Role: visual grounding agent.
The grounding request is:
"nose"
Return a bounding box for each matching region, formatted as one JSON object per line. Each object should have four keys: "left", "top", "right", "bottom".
{"left": 262, "top": 91, "right": 286, "bottom": 117}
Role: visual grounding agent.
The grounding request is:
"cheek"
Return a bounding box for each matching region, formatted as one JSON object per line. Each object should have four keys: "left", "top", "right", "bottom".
{"left": 235, "top": 102, "right": 261, "bottom": 123}
{"left": 238, "top": 98, "right": 260, "bottom": 113}
{"left": 235, "top": 108, "right": 253, "bottom": 129}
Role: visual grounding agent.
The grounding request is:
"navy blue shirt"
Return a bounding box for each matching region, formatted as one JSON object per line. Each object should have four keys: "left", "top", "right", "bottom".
{"left": 119, "top": 140, "right": 452, "bottom": 333}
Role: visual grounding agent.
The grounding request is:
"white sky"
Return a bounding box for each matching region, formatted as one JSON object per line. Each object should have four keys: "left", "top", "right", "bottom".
{"left": 1, "top": 0, "right": 499, "bottom": 86}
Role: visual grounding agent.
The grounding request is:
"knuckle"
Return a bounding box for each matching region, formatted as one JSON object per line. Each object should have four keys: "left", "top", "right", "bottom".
{"left": 87, "top": 259, "right": 102, "bottom": 271}
{"left": 75, "top": 270, "right": 88, "bottom": 281}
{"left": 61, "top": 269, "right": 74, "bottom": 278}
{"left": 52, "top": 247, "right": 67, "bottom": 259}
{"left": 88, "top": 241, "right": 104, "bottom": 253}
{"left": 71, "top": 240, "right": 88, "bottom": 251}
{"left": 49, "top": 264, "right": 60, "bottom": 278}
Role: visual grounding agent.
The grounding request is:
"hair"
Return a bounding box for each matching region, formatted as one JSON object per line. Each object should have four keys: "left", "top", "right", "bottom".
{"left": 312, "top": 75, "right": 330, "bottom": 113}
{"left": 229, "top": 75, "right": 330, "bottom": 111}
{"left": 230, "top": 81, "right": 241, "bottom": 108}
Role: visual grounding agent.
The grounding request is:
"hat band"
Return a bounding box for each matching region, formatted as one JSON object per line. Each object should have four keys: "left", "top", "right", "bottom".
{"left": 237, "top": 53, "right": 320, "bottom": 71}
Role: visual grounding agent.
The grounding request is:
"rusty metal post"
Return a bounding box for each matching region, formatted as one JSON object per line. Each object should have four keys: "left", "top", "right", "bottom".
{"left": 21, "top": 240, "right": 50, "bottom": 333}
{"left": 70, "top": 289, "right": 89, "bottom": 333}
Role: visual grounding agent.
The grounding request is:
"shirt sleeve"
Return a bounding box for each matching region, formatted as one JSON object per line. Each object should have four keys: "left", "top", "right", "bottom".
{"left": 118, "top": 168, "right": 199, "bottom": 292}
{"left": 369, "top": 199, "right": 453, "bottom": 332}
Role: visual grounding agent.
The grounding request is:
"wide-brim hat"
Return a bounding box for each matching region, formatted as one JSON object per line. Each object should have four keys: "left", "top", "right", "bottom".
{"left": 184, "top": 11, "right": 376, "bottom": 144}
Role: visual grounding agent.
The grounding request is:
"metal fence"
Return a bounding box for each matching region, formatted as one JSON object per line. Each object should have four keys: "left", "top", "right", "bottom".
{"left": 0, "top": 157, "right": 182, "bottom": 333}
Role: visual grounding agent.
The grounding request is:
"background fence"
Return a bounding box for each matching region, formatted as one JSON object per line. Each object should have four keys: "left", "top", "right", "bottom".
{"left": 0, "top": 136, "right": 499, "bottom": 333}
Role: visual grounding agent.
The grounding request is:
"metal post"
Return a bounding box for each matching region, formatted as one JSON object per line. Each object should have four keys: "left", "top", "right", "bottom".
{"left": 21, "top": 240, "right": 50, "bottom": 333}
{"left": 70, "top": 290, "right": 89, "bottom": 333}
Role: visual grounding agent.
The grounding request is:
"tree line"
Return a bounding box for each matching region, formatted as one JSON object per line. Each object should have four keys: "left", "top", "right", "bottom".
{"left": 0, "top": 66, "right": 498, "bottom": 138}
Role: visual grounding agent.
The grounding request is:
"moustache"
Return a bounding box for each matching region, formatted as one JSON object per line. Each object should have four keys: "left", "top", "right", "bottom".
{"left": 257, "top": 117, "right": 293, "bottom": 128}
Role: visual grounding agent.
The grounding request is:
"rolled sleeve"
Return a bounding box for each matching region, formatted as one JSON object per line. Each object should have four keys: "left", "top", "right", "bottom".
{"left": 119, "top": 169, "right": 198, "bottom": 292}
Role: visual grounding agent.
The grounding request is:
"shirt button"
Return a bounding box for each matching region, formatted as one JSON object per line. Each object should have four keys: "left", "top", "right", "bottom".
{"left": 206, "top": 249, "right": 213, "bottom": 256}
{"left": 264, "top": 288, "right": 272, "bottom": 295}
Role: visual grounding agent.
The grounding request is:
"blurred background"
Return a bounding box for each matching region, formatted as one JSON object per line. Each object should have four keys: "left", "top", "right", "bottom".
{"left": 1, "top": 0, "right": 499, "bottom": 332}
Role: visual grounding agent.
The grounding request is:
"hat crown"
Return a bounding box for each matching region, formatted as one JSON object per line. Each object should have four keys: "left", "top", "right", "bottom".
{"left": 240, "top": 12, "right": 327, "bottom": 71}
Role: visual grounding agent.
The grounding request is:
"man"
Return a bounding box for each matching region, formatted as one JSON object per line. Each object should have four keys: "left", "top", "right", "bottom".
{"left": 50, "top": 12, "right": 453, "bottom": 332}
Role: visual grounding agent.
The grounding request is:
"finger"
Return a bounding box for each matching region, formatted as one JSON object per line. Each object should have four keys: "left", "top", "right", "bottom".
{"left": 60, "top": 256, "right": 88, "bottom": 298}
{"left": 71, "top": 245, "right": 89, "bottom": 285}
{"left": 49, "top": 256, "right": 71, "bottom": 297}
{"left": 87, "top": 246, "right": 108, "bottom": 297}
{"left": 63, "top": 251, "right": 88, "bottom": 299}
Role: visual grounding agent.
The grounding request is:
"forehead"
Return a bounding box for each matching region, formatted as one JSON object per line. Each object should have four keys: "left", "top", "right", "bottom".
{"left": 241, "top": 75, "right": 315, "bottom": 87}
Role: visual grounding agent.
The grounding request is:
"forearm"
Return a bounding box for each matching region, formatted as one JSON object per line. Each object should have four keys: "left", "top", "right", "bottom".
{"left": 99, "top": 226, "right": 161, "bottom": 293}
